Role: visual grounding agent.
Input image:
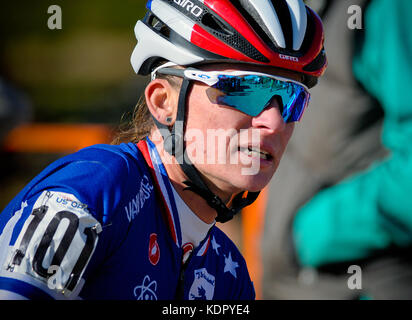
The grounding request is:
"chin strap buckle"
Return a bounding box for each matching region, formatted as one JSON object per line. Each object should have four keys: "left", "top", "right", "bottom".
{"left": 183, "top": 180, "right": 260, "bottom": 223}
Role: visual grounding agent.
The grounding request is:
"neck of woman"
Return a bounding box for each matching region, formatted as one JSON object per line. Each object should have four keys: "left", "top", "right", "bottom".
{"left": 149, "top": 131, "right": 235, "bottom": 224}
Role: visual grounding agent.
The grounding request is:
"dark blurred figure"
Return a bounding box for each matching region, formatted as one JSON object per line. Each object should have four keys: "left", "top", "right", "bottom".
{"left": 262, "top": 0, "right": 412, "bottom": 299}
{"left": 0, "top": 78, "right": 31, "bottom": 144}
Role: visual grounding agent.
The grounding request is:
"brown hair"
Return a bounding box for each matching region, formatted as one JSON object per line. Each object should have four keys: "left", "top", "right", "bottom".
{"left": 111, "top": 72, "right": 181, "bottom": 145}
{"left": 111, "top": 95, "right": 154, "bottom": 145}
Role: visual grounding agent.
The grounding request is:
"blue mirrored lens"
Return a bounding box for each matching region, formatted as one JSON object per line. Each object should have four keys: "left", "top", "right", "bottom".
{"left": 206, "top": 75, "right": 309, "bottom": 123}
{"left": 281, "top": 88, "right": 307, "bottom": 122}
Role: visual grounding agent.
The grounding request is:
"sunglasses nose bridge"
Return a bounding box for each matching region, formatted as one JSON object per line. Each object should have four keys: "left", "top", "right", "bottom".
{"left": 264, "top": 95, "right": 284, "bottom": 114}
{"left": 251, "top": 98, "right": 287, "bottom": 133}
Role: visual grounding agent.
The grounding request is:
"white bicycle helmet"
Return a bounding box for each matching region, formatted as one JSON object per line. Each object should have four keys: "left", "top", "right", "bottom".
{"left": 130, "top": 0, "right": 327, "bottom": 222}
{"left": 131, "top": 0, "right": 326, "bottom": 87}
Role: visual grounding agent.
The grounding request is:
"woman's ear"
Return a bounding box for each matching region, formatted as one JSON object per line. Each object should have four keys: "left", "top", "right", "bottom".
{"left": 145, "top": 79, "right": 178, "bottom": 126}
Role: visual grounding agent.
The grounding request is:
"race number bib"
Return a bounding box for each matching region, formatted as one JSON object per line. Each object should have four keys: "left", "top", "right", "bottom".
{"left": 3, "top": 190, "right": 102, "bottom": 296}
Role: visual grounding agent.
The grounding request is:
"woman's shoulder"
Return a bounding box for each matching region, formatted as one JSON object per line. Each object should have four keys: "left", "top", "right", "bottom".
{"left": 74, "top": 142, "right": 143, "bottom": 169}
{"left": 51, "top": 142, "right": 146, "bottom": 182}
{"left": 11, "top": 142, "right": 150, "bottom": 222}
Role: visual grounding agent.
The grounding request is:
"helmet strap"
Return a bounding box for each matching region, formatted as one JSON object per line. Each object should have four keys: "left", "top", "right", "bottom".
{"left": 151, "top": 77, "right": 260, "bottom": 223}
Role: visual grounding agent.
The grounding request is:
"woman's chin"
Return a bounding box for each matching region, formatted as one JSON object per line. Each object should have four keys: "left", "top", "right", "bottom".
{"left": 224, "top": 171, "right": 275, "bottom": 194}
{"left": 241, "top": 176, "right": 273, "bottom": 192}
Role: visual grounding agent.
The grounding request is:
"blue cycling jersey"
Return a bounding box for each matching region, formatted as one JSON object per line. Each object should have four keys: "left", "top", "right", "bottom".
{"left": 0, "top": 138, "right": 255, "bottom": 300}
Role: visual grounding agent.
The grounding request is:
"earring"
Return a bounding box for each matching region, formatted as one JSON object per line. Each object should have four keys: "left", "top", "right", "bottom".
{"left": 166, "top": 117, "right": 172, "bottom": 124}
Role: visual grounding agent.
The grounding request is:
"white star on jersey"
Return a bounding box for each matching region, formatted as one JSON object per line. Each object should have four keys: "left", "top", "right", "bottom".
{"left": 211, "top": 236, "right": 220, "bottom": 255}
{"left": 224, "top": 252, "right": 239, "bottom": 278}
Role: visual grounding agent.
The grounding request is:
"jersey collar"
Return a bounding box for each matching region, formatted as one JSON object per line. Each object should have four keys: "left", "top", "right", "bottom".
{"left": 137, "top": 138, "right": 182, "bottom": 247}
{"left": 137, "top": 138, "right": 215, "bottom": 253}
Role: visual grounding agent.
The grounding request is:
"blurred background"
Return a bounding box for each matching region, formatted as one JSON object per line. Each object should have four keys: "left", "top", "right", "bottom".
{"left": 3, "top": 0, "right": 411, "bottom": 301}
{"left": 0, "top": 1, "right": 148, "bottom": 208}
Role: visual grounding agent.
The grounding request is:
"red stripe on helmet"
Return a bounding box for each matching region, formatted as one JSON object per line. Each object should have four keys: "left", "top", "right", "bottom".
{"left": 201, "top": 0, "right": 305, "bottom": 73}
{"left": 202, "top": 0, "right": 275, "bottom": 58}
{"left": 298, "top": 8, "right": 326, "bottom": 77}
{"left": 202, "top": 0, "right": 325, "bottom": 77}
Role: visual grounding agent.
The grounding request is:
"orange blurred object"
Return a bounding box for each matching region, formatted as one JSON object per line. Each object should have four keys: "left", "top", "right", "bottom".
{"left": 241, "top": 186, "right": 268, "bottom": 300}
{"left": 2, "top": 123, "right": 113, "bottom": 153}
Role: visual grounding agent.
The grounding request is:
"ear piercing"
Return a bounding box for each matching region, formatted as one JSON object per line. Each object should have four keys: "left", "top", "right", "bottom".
{"left": 166, "top": 117, "right": 173, "bottom": 124}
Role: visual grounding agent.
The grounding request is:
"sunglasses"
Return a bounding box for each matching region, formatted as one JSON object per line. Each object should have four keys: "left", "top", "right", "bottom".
{"left": 154, "top": 67, "right": 311, "bottom": 123}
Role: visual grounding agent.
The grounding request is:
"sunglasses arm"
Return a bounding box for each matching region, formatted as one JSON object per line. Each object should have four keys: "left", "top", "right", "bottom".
{"left": 155, "top": 67, "right": 220, "bottom": 86}
{"left": 155, "top": 67, "right": 186, "bottom": 78}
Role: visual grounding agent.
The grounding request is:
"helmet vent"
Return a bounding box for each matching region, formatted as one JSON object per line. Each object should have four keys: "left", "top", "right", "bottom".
{"left": 303, "top": 47, "right": 327, "bottom": 72}
{"left": 197, "top": 6, "right": 269, "bottom": 63}
{"left": 229, "top": 0, "right": 279, "bottom": 52}
{"left": 201, "top": 12, "right": 233, "bottom": 36}
{"left": 145, "top": 11, "right": 171, "bottom": 38}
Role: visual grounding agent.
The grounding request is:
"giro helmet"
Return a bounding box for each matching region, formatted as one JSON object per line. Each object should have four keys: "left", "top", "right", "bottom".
{"left": 130, "top": 0, "right": 327, "bottom": 222}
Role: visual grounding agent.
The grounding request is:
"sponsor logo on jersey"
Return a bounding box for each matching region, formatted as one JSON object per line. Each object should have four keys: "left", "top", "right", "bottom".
{"left": 173, "top": 0, "right": 203, "bottom": 17}
{"left": 134, "top": 275, "right": 158, "bottom": 300}
{"left": 189, "top": 268, "right": 215, "bottom": 300}
{"left": 182, "top": 242, "right": 194, "bottom": 264}
{"left": 148, "top": 233, "right": 160, "bottom": 266}
{"left": 125, "top": 174, "right": 154, "bottom": 222}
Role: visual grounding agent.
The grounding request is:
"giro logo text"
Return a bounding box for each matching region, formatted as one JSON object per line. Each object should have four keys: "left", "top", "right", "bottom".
{"left": 173, "top": 0, "right": 204, "bottom": 17}
{"left": 279, "top": 54, "right": 299, "bottom": 62}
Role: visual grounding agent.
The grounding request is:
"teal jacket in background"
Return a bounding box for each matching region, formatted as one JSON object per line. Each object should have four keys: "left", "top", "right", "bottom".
{"left": 293, "top": 0, "right": 412, "bottom": 267}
